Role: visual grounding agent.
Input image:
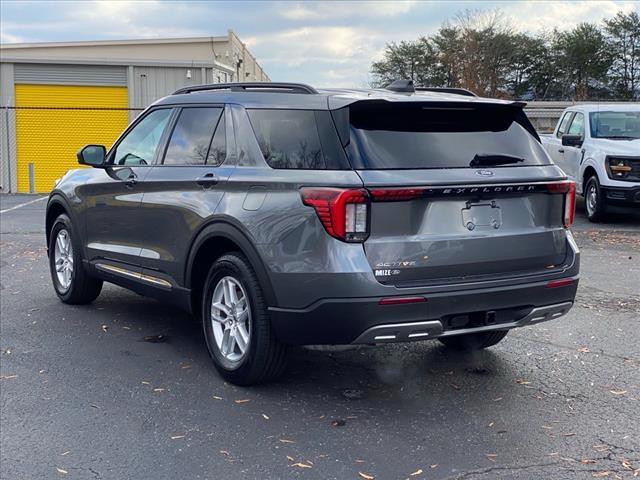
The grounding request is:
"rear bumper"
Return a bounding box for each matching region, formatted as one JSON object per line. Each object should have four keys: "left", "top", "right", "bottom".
{"left": 602, "top": 185, "right": 640, "bottom": 206}
{"left": 268, "top": 277, "right": 578, "bottom": 345}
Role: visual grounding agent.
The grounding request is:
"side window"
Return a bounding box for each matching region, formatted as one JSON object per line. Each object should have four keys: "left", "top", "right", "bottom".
{"left": 112, "top": 109, "right": 172, "bottom": 165}
{"left": 556, "top": 112, "right": 573, "bottom": 138}
{"left": 567, "top": 113, "right": 585, "bottom": 138}
{"left": 247, "top": 109, "right": 326, "bottom": 169}
{"left": 163, "top": 107, "right": 222, "bottom": 165}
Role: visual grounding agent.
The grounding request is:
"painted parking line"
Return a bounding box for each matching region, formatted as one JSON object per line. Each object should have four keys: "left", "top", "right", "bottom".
{"left": 0, "top": 196, "right": 48, "bottom": 214}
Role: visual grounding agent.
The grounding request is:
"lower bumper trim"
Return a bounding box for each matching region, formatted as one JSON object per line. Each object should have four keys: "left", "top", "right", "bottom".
{"left": 351, "top": 301, "right": 573, "bottom": 344}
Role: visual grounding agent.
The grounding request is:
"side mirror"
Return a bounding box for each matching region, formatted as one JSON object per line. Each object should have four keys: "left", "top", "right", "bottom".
{"left": 561, "top": 134, "right": 583, "bottom": 148}
{"left": 77, "top": 145, "right": 107, "bottom": 167}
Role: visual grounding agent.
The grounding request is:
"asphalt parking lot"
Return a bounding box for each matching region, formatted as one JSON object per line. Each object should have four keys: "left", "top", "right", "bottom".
{"left": 1, "top": 194, "right": 639, "bottom": 480}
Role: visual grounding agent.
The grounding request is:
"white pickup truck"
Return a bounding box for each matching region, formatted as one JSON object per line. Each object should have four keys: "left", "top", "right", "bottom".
{"left": 540, "top": 104, "right": 639, "bottom": 222}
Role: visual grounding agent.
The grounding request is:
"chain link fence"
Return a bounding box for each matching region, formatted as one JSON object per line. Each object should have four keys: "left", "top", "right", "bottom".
{"left": 1, "top": 105, "right": 143, "bottom": 193}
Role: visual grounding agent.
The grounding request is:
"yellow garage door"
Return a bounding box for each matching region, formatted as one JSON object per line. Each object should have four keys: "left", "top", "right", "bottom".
{"left": 15, "top": 84, "right": 129, "bottom": 193}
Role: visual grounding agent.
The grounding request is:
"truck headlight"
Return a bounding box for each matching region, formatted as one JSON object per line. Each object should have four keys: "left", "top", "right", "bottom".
{"left": 607, "top": 158, "right": 632, "bottom": 178}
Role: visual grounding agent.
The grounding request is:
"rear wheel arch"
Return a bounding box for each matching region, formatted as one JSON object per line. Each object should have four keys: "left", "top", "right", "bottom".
{"left": 186, "top": 220, "right": 277, "bottom": 315}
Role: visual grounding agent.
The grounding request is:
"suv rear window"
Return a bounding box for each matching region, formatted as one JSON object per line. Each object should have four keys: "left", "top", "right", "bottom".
{"left": 345, "top": 102, "right": 551, "bottom": 170}
{"left": 247, "top": 109, "right": 349, "bottom": 170}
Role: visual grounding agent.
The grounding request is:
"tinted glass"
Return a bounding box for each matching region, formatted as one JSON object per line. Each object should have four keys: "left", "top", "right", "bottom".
{"left": 556, "top": 112, "right": 573, "bottom": 138}
{"left": 567, "top": 113, "right": 584, "bottom": 137}
{"left": 207, "top": 114, "right": 226, "bottom": 166}
{"left": 164, "top": 107, "right": 222, "bottom": 165}
{"left": 590, "top": 111, "right": 640, "bottom": 139}
{"left": 112, "top": 109, "right": 172, "bottom": 166}
{"left": 347, "top": 103, "right": 551, "bottom": 169}
{"left": 248, "top": 110, "right": 325, "bottom": 169}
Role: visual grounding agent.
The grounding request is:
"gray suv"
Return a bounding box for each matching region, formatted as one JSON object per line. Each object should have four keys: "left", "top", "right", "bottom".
{"left": 46, "top": 81, "right": 579, "bottom": 385}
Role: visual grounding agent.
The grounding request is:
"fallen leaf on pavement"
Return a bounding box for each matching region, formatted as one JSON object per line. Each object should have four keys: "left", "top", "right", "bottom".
{"left": 578, "top": 347, "right": 590, "bottom": 353}
{"left": 581, "top": 459, "right": 596, "bottom": 464}
{"left": 279, "top": 438, "right": 295, "bottom": 444}
{"left": 56, "top": 468, "right": 68, "bottom": 475}
{"left": 592, "top": 472, "right": 611, "bottom": 478}
{"left": 410, "top": 469, "right": 423, "bottom": 476}
{"left": 219, "top": 450, "right": 230, "bottom": 456}
{"left": 564, "top": 432, "right": 576, "bottom": 437}
{"left": 486, "top": 454, "right": 497, "bottom": 462}
{"left": 610, "top": 390, "right": 627, "bottom": 395}
{"left": 212, "top": 395, "right": 223, "bottom": 400}
{"left": 61, "top": 451, "right": 70, "bottom": 456}
{"left": 291, "top": 462, "right": 312, "bottom": 469}
{"left": 170, "top": 435, "right": 185, "bottom": 440}
{"left": 430, "top": 464, "right": 439, "bottom": 469}
{"left": 358, "top": 472, "right": 374, "bottom": 479}
{"left": 153, "top": 388, "right": 165, "bottom": 392}
{"left": 262, "top": 414, "right": 270, "bottom": 420}
{"left": 516, "top": 379, "right": 531, "bottom": 385}
{"left": 286, "top": 456, "right": 294, "bottom": 462}
{"left": 234, "top": 399, "right": 250, "bottom": 404}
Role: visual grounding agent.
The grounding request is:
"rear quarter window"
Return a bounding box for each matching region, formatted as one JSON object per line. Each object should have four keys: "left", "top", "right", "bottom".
{"left": 247, "top": 109, "right": 349, "bottom": 170}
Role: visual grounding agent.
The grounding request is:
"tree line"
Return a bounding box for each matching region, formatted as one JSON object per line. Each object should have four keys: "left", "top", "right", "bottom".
{"left": 370, "top": 10, "right": 640, "bottom": 100}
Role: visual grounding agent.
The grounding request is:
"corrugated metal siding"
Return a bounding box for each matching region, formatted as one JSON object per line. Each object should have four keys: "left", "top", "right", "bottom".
{"left": 132, "top": 66, "right": 203, "bottom": 108}
{"left": 14, "top": 63, "right": 127, "bottom": 86}
{"left": 15, "top": 84, "right": 128, "bottom": 192}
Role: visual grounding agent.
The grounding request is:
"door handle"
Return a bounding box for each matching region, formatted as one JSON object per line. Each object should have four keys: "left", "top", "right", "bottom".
{"left": 196, "top": 172, "right": 218, "bottom": 187}
{"left": 558, "top": 149, "right": 564, "bottom": 153}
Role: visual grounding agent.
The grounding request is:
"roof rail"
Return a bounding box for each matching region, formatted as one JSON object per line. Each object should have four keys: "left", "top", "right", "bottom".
{"left": 416, "top": 87, "right": 477, "bottom": 97}
{"left": 172, "top": 82, "right": 318, "bottom": 95}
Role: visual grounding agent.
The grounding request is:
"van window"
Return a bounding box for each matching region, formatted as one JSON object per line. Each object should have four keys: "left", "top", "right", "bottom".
{"left": 556, "top": 112, "right": 574, "bottom": 138}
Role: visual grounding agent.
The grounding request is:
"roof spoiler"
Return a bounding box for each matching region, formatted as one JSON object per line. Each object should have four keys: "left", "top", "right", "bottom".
{"left": 173, "top": 82, "right": 318, "bottom": 95}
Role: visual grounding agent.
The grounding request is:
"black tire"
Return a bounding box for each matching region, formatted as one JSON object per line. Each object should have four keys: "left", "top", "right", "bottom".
{"left": 438, "top": 330, "right": 508, "bottom": 351}
{"left": 584, "top": 175, "right": 607, "bottom": 223}
{"left": 49, "top": 214, "right": 103, "bottom": 304}
{"left": 202, "top": 253, "right": 286, "bottom": 385}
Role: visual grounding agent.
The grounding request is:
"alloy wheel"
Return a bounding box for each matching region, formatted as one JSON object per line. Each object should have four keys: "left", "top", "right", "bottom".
{"left": 586, "top": 182, "right": 598, "bottom": 217}
{"left": 54, "top": 229, "right": 74, "bottom": 290}
{"left": 210, "top": 276, "right": 251, "bottom": 363}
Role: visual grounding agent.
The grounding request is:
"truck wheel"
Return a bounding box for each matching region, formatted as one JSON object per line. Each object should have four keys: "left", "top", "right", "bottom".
{"left": 438, "top": 330, "right": 508, "bottom": 351}
{"left": 202, "top": 253, "right": 287, "bottom": 385}
{"left": 49, "top": 214, "right": 103, "bottom": 304}
{"left": 584, "top": 175, "right": 607, "bottom": 223}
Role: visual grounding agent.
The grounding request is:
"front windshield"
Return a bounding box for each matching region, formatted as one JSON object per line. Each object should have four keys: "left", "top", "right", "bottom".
{"left": 590, "top": 111, "right": 640, "bottom": 139}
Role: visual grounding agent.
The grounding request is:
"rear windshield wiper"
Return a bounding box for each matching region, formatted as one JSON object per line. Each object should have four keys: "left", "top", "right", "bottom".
{"left": 470, "top": 154, "right": 525, "bottom": 167}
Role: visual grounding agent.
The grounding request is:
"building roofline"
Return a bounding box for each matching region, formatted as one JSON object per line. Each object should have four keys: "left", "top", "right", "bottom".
{"left": 0, "top": 35, "right": 230, "bottom": 50}
{"left": 0, "top": 56, "right": 235, "bottom": 73}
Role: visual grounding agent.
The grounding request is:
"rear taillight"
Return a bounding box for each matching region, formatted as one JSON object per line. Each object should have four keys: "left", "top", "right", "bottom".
{"left": 547, "top": 181, "right": 576, "bottom": 228}
{"left": 300, "top": 188, "right": 370, "bottom": 242}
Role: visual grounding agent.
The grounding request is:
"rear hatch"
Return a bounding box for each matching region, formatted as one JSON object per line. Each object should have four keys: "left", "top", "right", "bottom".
{"left": 341, "top": 100, "right": 573, "bottom": 286}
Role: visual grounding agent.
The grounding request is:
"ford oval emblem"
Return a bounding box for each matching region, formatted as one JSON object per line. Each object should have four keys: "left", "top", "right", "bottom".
{"left": 476, "top": 169, "right": 494, "bottom": 177}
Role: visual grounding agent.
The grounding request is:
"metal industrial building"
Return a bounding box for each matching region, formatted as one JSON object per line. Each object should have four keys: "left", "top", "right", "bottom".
{"left": 0, "top": 31, "right": 269, "bottom": 192}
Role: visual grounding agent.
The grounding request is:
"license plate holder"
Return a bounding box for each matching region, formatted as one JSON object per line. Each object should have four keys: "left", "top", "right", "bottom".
{"left": 461, "top": 201, "right": 502, "bottom": 231}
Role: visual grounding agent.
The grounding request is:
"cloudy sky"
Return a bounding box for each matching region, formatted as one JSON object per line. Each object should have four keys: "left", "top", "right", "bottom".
{"left": 1, "top": 0, "right": 637, "bottom": 86}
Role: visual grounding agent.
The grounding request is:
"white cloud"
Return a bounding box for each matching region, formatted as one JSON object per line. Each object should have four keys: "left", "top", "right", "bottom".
{"left": 501, "top": 0, "right": 638, "bottom": 32}
{"left": 279, "top": 1, "right": 418, "bottom": 20}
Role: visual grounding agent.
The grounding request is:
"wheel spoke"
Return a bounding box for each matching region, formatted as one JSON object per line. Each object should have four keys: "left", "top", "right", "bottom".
{"left": 237, "top": 309, "right": 248, "bottom": 323}
{"left": 56, "top": 234, "right": 65, "bottom": 254}
{"left": 235, "top": 324, "right": 249, "bottom": 353}
{"left": 55, "top": 258, "right": 65, "bottom": 272}
{"left": 221, "top": 328, "right": 235, "bottom": 355}
{"left": 227, "top": 279, "right": 238, "bottom": 304}
{"left": 212, "top": 301, "right": 231, "bottom": 317}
